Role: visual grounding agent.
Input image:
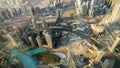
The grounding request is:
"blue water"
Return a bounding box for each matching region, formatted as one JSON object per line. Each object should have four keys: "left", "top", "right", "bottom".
{"left": 25, "top": 48, "right": 48, "bottom": 56}
{"left": 9, "top": 48, "right": 48, "bottom": 68}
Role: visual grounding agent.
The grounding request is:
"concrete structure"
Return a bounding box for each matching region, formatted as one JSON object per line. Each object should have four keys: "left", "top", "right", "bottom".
{"left": 0, "top": 0, "right": 120, "bottom": 68}
{"left": 32, "top": 19, "right": 36, "bottom": 29}
{"left": 89, "top": 0, "right": 94, "bottom": 16}
{"left": 43, "top": 30, "right": 53, "bottom": 48}
{"left": 36, "top": 16, "right": 47, "bottom": 31}
{"left": 95, "top": 50, "right": 105, "bottom": 62}
{"left": 22, "top": 31, "right": 30, "bottom": 45}
{"left": 102, "top": 59, "right": 115, "bottom": 68}
{"left": 7, "top": 30, "right": 22, "bottom": 47}
{"left": 74, "top": 0, "right": 91, "bottom": 16}
{"left": 74, "top": 0, "right": 96, "bottom": 16}
{"left": 110, "top": 36, "right": 120, "bottom": 52}
{"left": 49, "top": 0, "right": 63, "bottom": 7}
{"left": 74, "top": 0, "right": 82, "bottom": 16}
{"left": 7, "top": 33, "right": 18, "bottom": 47}
{"left": 36, "top": 36, "right": 42, "bottom": 47}
{"left": 49, "top": 0, "right": 57, "bottom": 7}
{"left": 28, "top": 36, "right": 35, "bottom": 47}
{"left": 0, "top": 0, "right": 28, "bottom": 20}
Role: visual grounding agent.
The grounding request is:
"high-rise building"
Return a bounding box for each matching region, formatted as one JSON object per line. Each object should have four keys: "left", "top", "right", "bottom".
{"left": 36, "top": 36, "right": 42, "bottom": 47}
{"left": 74, "top": 0, "right": 95, "bottom": 16}
{"left": 74, "top": 0, "right": 82, "bottom": 16}
{"left": 28, "top": 36, "right": 35, "bottom": 47}
{"left": 102, "top": 59, "right": 115, "bottom": 68}
{"left": 43, "top": 30, "right": 53, "bottom": 48}
{"left": 49, "top": 0, "right": 63, "bottom": 7}
{"left": 7, "top": 33, "right": 18, "bottom": 47}
{"left": 89, "top": 0, "right": 94, "bottom": 16}
{"left": 22, "top": 32, "right": 30, "bottom": 44}
{"left": 110, "top": 36, "right": 120, "bottom": 52}
{"left": 7, "top": 30, "right": 22, "bottom": 47}
{"left": 36, "top": 16, "right": 46, "bottom": 31}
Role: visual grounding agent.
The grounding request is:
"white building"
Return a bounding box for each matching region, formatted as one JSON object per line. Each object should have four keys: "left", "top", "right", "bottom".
{"left": 89, "top": 0, "right": 94, "bottom": 16}
{"left": 74, "top": 0, "right": 95, "bottom": 16}
{"left": 74, "top": 0, "right": 82, "bottom": 16}
{"left": 49, "top": 0, "right": 63, "bottom": 7}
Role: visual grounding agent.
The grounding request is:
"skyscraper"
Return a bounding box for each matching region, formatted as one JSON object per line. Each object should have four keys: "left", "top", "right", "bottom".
{"left": 43, "top": 30, "right": 53, "bottom": 48}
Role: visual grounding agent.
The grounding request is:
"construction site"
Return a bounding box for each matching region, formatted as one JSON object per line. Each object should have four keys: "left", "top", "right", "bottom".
{"left": 0, "top": 0, "right": 120, "bottom": 68}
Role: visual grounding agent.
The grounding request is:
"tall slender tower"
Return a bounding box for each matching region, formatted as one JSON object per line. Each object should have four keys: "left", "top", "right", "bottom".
{"left": 89, "top": 0, "right": 94, "bottom": 17}
{"left": 28, "top": 36, "right": 35, "bottom": 47}
{"left": 7, "top": 33, "right": 18, "bottom": 47}
{"left": 74, "top": 0, "right": 82, "bottom": 16}
{"left": 110, "top": 36, "right": 120, "bottom": 52}
{"left": 36, "top": 36, "right": 42, "bottom": 47}
{"left": 43, "top": 30, "right": 53, "bottom": 48}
